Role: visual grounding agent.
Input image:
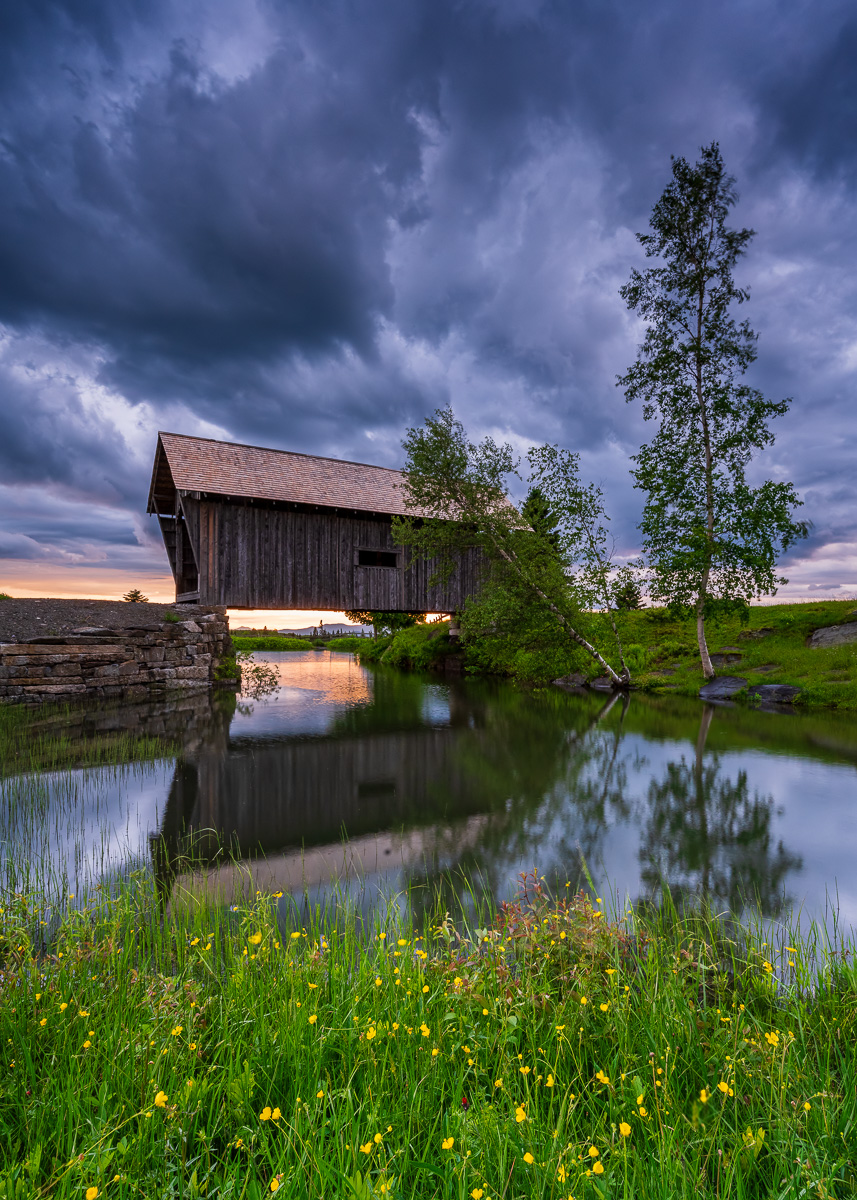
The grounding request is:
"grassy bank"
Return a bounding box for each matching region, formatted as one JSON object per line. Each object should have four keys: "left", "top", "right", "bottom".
{"left": 353, "top": 601, "right": 857, "bottom": 710}
{"left": 1, "top": 875, "right": 855, "bottom": 1198}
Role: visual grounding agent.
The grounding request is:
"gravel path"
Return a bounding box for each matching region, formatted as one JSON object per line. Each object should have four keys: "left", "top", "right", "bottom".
{"left": 0, "top": 598, "right": 202, "bottom": 644}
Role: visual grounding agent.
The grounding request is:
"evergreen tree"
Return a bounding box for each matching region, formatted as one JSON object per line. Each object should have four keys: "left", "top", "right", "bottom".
{"left": 619, "top": 143, "right": 808, "bottom": 678}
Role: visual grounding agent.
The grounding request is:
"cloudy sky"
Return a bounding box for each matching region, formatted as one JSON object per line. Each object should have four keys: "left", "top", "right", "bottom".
{"left": 1, "top": 0, "right": 855, "bottom": 619}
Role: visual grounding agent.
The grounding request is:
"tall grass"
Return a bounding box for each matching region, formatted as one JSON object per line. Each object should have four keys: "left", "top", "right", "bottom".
{"left": 1, "top": 871, "right": 854, "bottom": 1198}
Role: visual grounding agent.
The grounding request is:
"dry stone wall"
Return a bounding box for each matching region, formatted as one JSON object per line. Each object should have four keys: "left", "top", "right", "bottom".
{"left": 0, "top": 607, "right": 236, "bottom": 704}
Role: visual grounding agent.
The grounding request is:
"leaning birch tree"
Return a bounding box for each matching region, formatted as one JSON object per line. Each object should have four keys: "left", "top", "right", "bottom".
{"left": 392, "top": 407, "right": 632, "bottom": 686}
{"left": 618, "top": 143, "right": 808, "bottom": 679}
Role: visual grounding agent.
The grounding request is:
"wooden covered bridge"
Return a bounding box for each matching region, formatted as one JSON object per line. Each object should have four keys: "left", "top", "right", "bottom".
{"left": 147, "top": 432, "right": 482, "bottom": 611}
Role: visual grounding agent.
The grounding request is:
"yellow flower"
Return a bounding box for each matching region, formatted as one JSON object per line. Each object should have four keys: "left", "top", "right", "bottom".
{"left": 40, "top": 1018, "right": 47, "bottom": 1027}
{"left": 83, "top": 1040, "right": 91, "bottom": 1049}
{"left": 700, "top": 1089, "right": 709, "bottom": 1103}
{"left": 546, "top": 1074, "right": 554, "bottom": 1088}
{"left": 360, "top": 1142, "right": 373, "bottom": 1155}
{"left": 171, "top": 1026, "right": 183, "bottom": 1036}
{"left": 619, "top": 1122, "right": 631, "bottom": 1137}
{"left": 420, "top": 1023, "right": 430, "bottom": 1037}
{"left": 422, "top": 985, "right": 429, "bottom": 993}
{"left": 557, "top": 1166, "right": 567, "bottom": 1183}
{"left": 519, "top": 1065, "right": 531, "bottom": 1075}
{"left": 272, "top": 1107, "right": 282, "bottom": 1120}
{"left": 249, "top": 932, "right": 262, "bottom": 945}
{"left": 374, "top": 1133, "right": 383, "bottom": 1144}
{"left": 308, "top": 1014, "right": 318, "bottom": 1025}
{"left": 600, "top": 1002, "right": 609, "bottom": 1012}
{"left": 579, "top": 996, "right": 588, "bottom": 1005}
{"left": 804, "top": 1101, "right": 811, "bottom": 1111}
{"left": 260, "top": 1107, "right": 272, "bottom": 1121}
{"left": 638, "top": 1107, "right": 647, "bottom": 1117}
{"left": 593, "top": 1161, "right": 605, "bottom": 1175}
{"left": 717, "top": 1081, "right": 729, "bottom": 1094}
{"left": 523, "top": 1152, "right": 534, "bottom": 1164}
{"left": 764, "top": 1031, "right": 779, "bottom": 1047}
{"left": 442, "top": 1136, "right": 454, "bottom": 1150}
{"left": 432, "top": 1048, "right": 440, "bottom": 1057}
{"left": 495, "top": 1079, "right": 503, "bottom": 1088}
{"left": 290, "top": 931, "right": 300, "bottom": 939}
{"left": 154, "top": 1091, "right": 168, "bottom": 1107}
{"left": 270, "top": 1180, "right": 280, "bottom": 1193}
{"left": 79, "top": 1010, "right": 89, "bottom": 1017}
{"left": 636, "top": 1093, "right": 644, "bottom": 1105}
{"left": 366, "top": 1027, "right": 376, "bottom": 1040}
{"left": 588, "top": 1146, "right": 599, "bottom": 1159}
{"left": 60, "top": 1003, "right": 68, "bottom": 1011}
{"left": 595, "top": 1069, "right": 610, "bottom": 1085}
{"left": 471, "top": 1191, "right": 484, "bottom": 1200}
{"left": 316, "top": 1090, "right": 324, "bottom": 1099}
{"left": 86, "top": 1189, "right": 99, "bottom": 1200}
{"left": 515, "top": 1105, "right": 526, "bottom": 1123}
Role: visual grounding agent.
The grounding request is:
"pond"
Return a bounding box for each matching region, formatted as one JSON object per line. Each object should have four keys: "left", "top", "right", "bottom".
{"left": 3, "top": 650, "right": 857, "bottom": 936}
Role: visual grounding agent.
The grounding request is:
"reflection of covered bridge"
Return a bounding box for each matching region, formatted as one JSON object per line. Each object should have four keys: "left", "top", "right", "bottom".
{"left": 147, "top": 432, "right": 482, "bottom": 610}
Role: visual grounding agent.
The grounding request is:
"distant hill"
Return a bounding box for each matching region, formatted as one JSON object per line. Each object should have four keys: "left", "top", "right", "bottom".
{"left": 232, "top": 623, "right": 372, "bottom": 636}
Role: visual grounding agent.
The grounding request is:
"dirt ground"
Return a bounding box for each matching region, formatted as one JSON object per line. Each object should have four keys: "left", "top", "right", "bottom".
{"left": 0, "top": 598, "right": 200, "bottom": 643}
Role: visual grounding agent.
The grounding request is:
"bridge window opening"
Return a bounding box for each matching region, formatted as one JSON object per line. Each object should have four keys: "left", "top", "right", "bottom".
{"left": 358, "top": 549, "right": 398, "bottom": 568}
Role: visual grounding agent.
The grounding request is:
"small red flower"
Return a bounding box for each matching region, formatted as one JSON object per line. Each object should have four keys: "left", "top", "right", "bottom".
{"left": 461, "top": 1096, "right": 469, "bottom": 1110}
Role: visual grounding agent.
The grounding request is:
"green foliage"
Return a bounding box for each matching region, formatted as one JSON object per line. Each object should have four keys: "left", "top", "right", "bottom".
{"left": 619, "top": 143, "right": 808, "bottom": 675}
{"left": 520, "top": 485, "right": 561, "bottom": 552}
{"left": 326, "top": 636, "right": 367, "bottom": 653}
{"left": 0, "top": 592, "right": 11, "bottom": 600}
{"left": 614, "top": 579, "right": 642, "bottom": 610}
{"left": 232, "top": 635, "right": 313, "bottom": 651}
{"left": 375, "top": 623, "right": 455, "bottom": 671}
{"left": 162, "top": 611, "right": 181, "bottom": 623}
{"left": 393, "top": 408, "right": 632, "bottom": 685}
{"left": 1, "top": 876, "right": 855, "bottom": 1197}
{"left": 213, "top": 654, "right": 240, "bottom": 681}
{"left": 122, "top": 588, "right": 149, "bottom": 602}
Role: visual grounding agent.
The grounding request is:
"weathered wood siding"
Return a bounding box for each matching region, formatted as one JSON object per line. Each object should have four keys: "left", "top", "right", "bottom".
{"left": 178, "top": 497, "right": 483, "bottom": 611}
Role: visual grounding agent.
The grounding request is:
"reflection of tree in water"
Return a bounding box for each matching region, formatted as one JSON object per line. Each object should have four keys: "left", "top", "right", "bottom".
{"left": 404, "top": 691, "right": 633, "bottom": 923}
{"left": 638, "top": 706, "right": 802, "bottom": 916}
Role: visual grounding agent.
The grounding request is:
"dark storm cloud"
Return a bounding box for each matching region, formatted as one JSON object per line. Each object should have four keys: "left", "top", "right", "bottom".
{"left": 0, "top": 0, "right": 855, "bottom": 586}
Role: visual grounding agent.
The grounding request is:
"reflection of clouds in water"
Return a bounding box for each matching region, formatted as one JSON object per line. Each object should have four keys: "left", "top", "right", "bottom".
{"left": 232, "top": 652, "right": 374, "bottom": 739}
{"left": 1, "top": 762, "right": 173, "bottom": 900}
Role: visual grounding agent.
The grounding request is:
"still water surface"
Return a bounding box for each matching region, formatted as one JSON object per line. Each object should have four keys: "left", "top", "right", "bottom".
{"left": 3, "top": 651, "right": 857, "bottom": 933}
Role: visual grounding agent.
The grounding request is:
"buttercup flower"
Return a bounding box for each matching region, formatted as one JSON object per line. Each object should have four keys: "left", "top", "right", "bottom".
{"left": 470, "top": 1190, "right": 484, "bottom": 1200}
{"left": 620, "top": 1122, "right": 631, "bottom": 1137}
{"left": 717, "top": 1081, "right": 729, "bottom": 1094}
{"left": 249, "top": 932, "right": 262, "bottom": 945}
{"left": 515, "top": 1105, "right": 526, "bottom": 1123}
{"left": 86, "top": 1189, "right": 99, "bottom": 1200}
{"left": 308, "top": 1014, "right": 318, "bottom": 1025}
{"left": 700, "top": 1089, "right": 709, "bottom": 1103}
{"left": 593, "top": 1162, "right": 605, "bottom": 1175}
{"left": 523, "top": 1152, "right": 534, "bottom": 1164}
{"left": 442, "top": 1137, "right": 454, "bottom": 1150}
{"left": 154, "top": 1092, "right": 168, "bottom": 1108}
{"left": 260, "top": 1107, "right": 272, "bottom": 1121}
{"left": 588, "top": 1146, "right": 599, "bottom": 1159}
{"left": 272, "top": 1107, "right": 282, "bottom": 1120}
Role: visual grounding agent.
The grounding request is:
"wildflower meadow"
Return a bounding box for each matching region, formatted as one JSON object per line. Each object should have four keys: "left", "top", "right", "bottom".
{"left": 0, "top": 873, "right": 855, "bottom": 1198}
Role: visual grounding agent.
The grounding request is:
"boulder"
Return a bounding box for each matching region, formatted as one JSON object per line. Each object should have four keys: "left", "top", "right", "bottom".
{"left": 553, "top": 672, "right": 587, "bottom": 690}
{"left": 738, "top": 628, "right": 773, "bottom": 641}
{"left": 699, "top": 676, "right": 747, "bottom": 701}
{"left": 748, "top": 683, "right": 801, "bottom": 705}
{"left": 808, "top": 621, "right": 857, "bottom": 648}
{"left": 710, "top": 652, "right": 743, "bottom": 667}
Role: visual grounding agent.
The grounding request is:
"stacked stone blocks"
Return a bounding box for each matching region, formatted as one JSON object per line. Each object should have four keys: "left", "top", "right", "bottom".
{"left": 0, "top": 608, "right": 235, "bottom": 704}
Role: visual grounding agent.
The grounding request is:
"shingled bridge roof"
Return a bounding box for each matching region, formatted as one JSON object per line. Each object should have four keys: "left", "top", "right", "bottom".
{"left": 147, "top": 432, "right": 420, "bottom": 517}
